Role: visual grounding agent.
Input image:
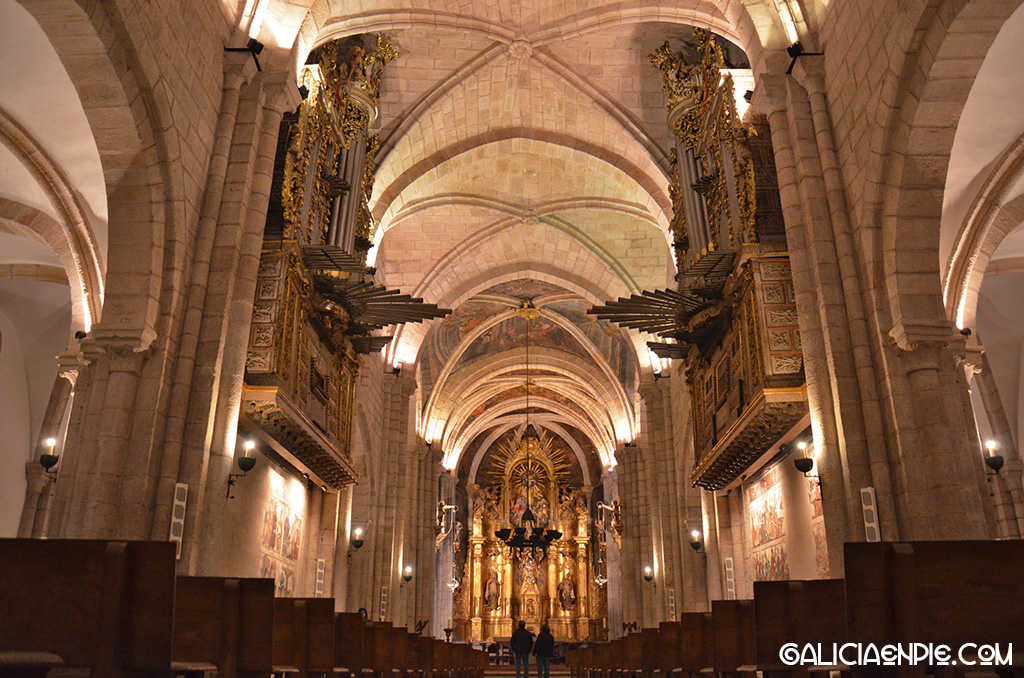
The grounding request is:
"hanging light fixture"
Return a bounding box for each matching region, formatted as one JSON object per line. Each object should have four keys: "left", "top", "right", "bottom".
{"left": 494, "top": 301, "right": 562, "bottom": 550}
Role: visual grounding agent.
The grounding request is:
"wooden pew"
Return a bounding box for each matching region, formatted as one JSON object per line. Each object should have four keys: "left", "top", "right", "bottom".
{"left": 0, "top": 539, "right": 176, "bottom": 678}
{"left": 677, "top": 612, "right": 713, "bottom": 676}
{"left": 334, "top": 612, "right": 367, "bottom": 676}
{"left": 390, "top": 627, "right": 411, "bottom": 677}
{"left": 416, "top": 635, "right": 435, "bottom": 678}
{"left": 171, "top": 576, "right": 275, "bottom": 677}
{"left": 753, "top": 579, "right": 847, "bottom": 676}
{"left": 712, "top": 600, "right": 756, "bottom": 676}
{"left": 365, "top": 622, "right": 394, "bottom": 677}
{"left": 273, "top": 597, "right": 335, "bottom": 676}
{"left": 641, "top": 628, "right": 660, "bottom": 678}
{"left": 622, "top": 632, "right": 642, "bottom": 678}
{"left": 845, "top": 540, "right": 1024, "bottom": 674}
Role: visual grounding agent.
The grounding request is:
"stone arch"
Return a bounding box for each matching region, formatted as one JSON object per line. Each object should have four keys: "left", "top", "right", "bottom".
{"left": 0, "top": 197, "right": 91, "bottom": 332}
{"left": 375, "top": 131, "right": 670, "bottom": 233}
{"left": 465, "top": 415, "right": 597, "bottom": 486}
{"left": 19, "top": 0, "right": 180, "bottom": 348}
{"left": 290, "top": 2, "right": 767, "bottom": 82}
{"left": 384, "top": 218, "right": 641, "bottom": 369}
{"left": 881, "top": 0, "right": 1024, "bottom": 347}
{"left": 421, "top": 308, "right": 635, "bottom": 436}
{"left": 944, "top": 132, "right": 1024, "bottom": 332}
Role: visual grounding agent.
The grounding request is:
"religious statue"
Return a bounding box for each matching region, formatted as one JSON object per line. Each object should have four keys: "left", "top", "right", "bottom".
{"left": 610, "top": 499, "right": 623, "bottom": 547}
{"left": 520, "top": 550, "right": 540, "bottom": 594}
{"left": 510, "top": 495, "right": 528, "bottom": 526}
{"left": 484, "top": 573, "right": 499, "bottom": 609}
{"left": 557, "top": 575, "right": 577, "bottom": 610}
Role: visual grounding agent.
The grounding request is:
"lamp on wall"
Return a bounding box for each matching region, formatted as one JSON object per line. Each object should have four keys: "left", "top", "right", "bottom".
{"left": 227, "top": 440, "right": 258, "bottom": 498}
{"left": 39, "top": 438, "right": 59, "bottom": 479}
{"left": 689, "top": 529, "right": 703, "bottom": 552}
{"left": 984, "top": 439, "right": 1004, "bottom": 473}
{"left": 352, "top": 527, "right": 365, "bottom": 549}
{"left": 403, "top": 565, "right": 413, "bottom": 583}
{"left": 643, "top": 565, "right": 654, "bottom": 583}
{"left": 793, "top": 440, "right": 815, "bottom": 474}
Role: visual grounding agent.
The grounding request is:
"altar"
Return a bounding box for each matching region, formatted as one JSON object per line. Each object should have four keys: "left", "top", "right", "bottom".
{"left": 450, "top": 429, "right": 606, "bottom": 641}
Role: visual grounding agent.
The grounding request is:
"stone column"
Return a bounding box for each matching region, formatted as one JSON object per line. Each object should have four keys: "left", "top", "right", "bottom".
{"left": 975, "top": 353, "right": 1024, "bottom": 535}
{"left": 195, "top": 72, "right": 302, "bottom": 576}
{"left": 470, "top": 536, "right": 484, "bottom": 639}
{"left": 575, "top": 537, "right": 590, "bottom": 637}
{"left": 149, "top": 53, "right": 256, "bottom": 545}
{"left": 700, "top": 489, "right": 721, "bottom": 606}
{"left": 602, "top": 469, "right": 622, "bottom": 637}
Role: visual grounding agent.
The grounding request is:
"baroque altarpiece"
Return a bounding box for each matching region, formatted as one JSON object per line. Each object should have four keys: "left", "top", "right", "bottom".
{"left": 451, "top": 429, "right": 608, "bottom": 642}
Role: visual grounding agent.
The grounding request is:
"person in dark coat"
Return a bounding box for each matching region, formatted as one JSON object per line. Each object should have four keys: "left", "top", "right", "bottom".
{"left": 532, "top": 624, "right": 555, "bottom": 678}
{"left": 510, "top": 620, "right": 535, "bottom": 678}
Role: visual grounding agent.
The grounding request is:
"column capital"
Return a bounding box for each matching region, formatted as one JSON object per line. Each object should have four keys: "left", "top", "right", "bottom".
{"left": 751, "top": 74, "right": 789, "bottom": 117}
{"left": 224, "top": 51, "right": 258, "bottom": 91}
{"left": 57, "top": 350, "right": 85, "bottom": 385}
{"left": 790, "top": 56, "right": 826, "bottom": 94}
{"left": 260, "top": 70, "right": 302, "bottom": 115}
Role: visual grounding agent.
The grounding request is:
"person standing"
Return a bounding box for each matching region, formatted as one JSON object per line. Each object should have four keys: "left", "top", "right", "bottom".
{"left": 533, "top": 624, "right": 555, "bottom": 678}
{"left": 510, "top": 620, "right": 535, "bottom": 678}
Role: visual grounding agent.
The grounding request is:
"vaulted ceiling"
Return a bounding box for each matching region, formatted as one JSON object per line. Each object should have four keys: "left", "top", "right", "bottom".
{"left": 303, "top": 10, "right": 751, "bottom": 471}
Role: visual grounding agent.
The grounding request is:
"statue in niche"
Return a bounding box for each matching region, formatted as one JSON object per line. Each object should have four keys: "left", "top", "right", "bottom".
{"left": 557, "top": 575, "right": 577, "bottom": 610}
{"left": 484, "top": 574, "right": 499, "bottom": 609}
{"left": 520, "top": 550, "right": 540, "bottom": 595}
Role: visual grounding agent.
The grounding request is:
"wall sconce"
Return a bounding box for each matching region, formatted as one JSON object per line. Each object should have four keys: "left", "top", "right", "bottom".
{"left": 643, "top": 566, "right": 654, "bottom": 583}
{"left": 689, "top": 529, "right": 703, "bottom": 552}
{"left": 227, "top": 440, "right": 258, "bottom": 498}
{"left": 793, "top": 440, "right": 814, "bottom": 474}
{"left": 403, "top": 565, "right": 413, "bottom": 583}
{"left": 785, "top": 41, "right": 824, "bottom": 74}
{"left": 39, "top": 438, "right": 59, "bottom": 479}
{"left": 388, "top": 363, "right": 403, "bottom": 377}
{"left": 351, "top": 527, "right": 365, "bottom": 549}
{"left": 984, "top": 440, "right": 1004, "bottom": 473}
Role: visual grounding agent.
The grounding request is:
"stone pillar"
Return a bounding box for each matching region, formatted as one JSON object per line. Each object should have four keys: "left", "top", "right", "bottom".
{"left": 575, "top": 537, "right": 590, "bottom": 637}
{"left": 700, "top": 489, "right": 721, "bottom": 606}
{"left": 975, "top": 353, "right": 1024, "bottom": 535}
{"left": 470, "top": 536, "right": 484, "bottom": 639}
{"left": 195, "top": 71, "right": 302, "bottom": 576}
{"left": 601, "top": 469, "right": 622, "bottom": 638}
{"left": 753, "top": 75, "right": 859, "bottom": 576}
{"left": 148, "top": 53, "right": 257, "bottom": 547}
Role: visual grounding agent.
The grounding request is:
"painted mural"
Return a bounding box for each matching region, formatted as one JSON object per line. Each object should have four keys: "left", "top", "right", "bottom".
{"left": 546, "top": 299, "right": 637, "bottom": 397}
{"left": 260, "top": 488, "right": 303, "bottom": 595}
{"left": 419, "top": 299, "right": 509, "bottom": 400}
{"left": 808, "top": 475, "right": 829, "bottom": 577}
{"left": 460, "top": 315, "right": 592, "bottom": 367}
{"left": 746, "top": 465, "right": 789, "bottom": 581}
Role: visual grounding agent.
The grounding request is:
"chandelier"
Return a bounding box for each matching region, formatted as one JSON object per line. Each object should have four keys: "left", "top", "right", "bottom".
{"left": 494, "top": 302, "right": 562, "bottom": 550}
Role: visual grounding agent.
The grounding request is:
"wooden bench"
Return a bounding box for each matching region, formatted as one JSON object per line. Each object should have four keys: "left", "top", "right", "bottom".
{"left": 712, "top": 600, "right": 756, "bottom": 676}
{"left": 171, "top": 576, "right": 276, "bottom": 678}
{"left": 334, "top": 612, "right": 367, "bottom": 676}
{"left": 0, "top": 539, "right": 176, "bottom": 678}
{"left": 753, "top": 579, "right": 847, "bottom": 676}
{"left": 845, "top": 540, "right": 1024, "bottom": 676}
{"left": 273, "top": 597, "right": 335, "bottom": 676}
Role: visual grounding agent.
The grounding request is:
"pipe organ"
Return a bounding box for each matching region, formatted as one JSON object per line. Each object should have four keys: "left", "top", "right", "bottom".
{"left": 591, "top": 28, "right": 806, "bottom": 492}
